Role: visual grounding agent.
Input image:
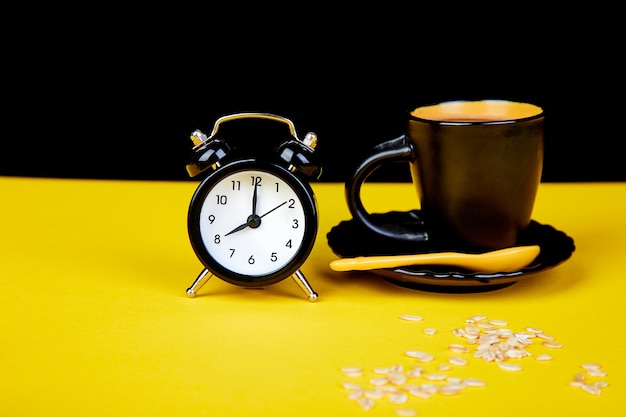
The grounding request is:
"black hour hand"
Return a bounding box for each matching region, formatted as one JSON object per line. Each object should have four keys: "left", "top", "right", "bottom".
{"left": 252, "top": 181, "right": 258, "bottom": 215}
{"left": 224, "top": 214, "right": 261, "bottom": 236}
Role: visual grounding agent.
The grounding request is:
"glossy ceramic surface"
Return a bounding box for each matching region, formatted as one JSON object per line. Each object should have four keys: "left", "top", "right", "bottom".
{"left": 346, "top": 100, "right": 544, "bottom": 249}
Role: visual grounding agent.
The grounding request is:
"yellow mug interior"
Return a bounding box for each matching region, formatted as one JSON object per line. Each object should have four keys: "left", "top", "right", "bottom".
{"left": 411, "top": 100, "right": 543, "bottom": 123}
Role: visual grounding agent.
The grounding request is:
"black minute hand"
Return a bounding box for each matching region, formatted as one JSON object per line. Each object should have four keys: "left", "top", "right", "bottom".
{"left": 260, "top": 201, "right": 288, "bottom": 218}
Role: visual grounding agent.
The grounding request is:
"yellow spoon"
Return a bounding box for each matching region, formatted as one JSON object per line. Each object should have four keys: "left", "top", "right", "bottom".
{"left": 329, "top": 245, "right": 540, "bottom": 273}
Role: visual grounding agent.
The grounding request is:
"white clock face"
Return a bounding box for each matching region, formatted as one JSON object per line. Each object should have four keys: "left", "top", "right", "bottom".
{"left": 198, "top": 169, "right": 307, "bottom": 277}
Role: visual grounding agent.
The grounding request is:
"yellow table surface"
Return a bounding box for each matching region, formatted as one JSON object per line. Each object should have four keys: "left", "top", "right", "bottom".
{"left": 1, "top": 177, "right": 625, "bottom": 417}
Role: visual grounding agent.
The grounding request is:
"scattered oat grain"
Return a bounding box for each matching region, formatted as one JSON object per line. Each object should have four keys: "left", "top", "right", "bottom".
{"left": 452, "top": 328, "right": 465, "bottom": 337}
{"left": 586, "top": 368, "right": 607, "bottom": 377}
{"left": 406, "top": 367, "right": 422, "bottom": 378}
{"left": 389, "top": 373, "right": 408, "bottom": 385}
{"left": 439, "top": 385, "right": 462, "bottom": 395}
{"left": 347, "top": 390, "right": 363, "bottom": 400}
{"left": 400, "top": 314, "right": 423, "bottom": 321}
{"left": 438, "top": 363, "right": 451, "bottom": 371}
{"left": 423, "top": 373, "right": 447, "bottom": 381}
{"left": 405, "top": 350, "right": 435, "bottom": 362}
{"left": 464, "top": 378, "right": 486, "bottom": 387}
{"left": 356, "top": 397, "right": 375, "bottom": 410}
{"left": 498, "top": 363, "right": 522, "bottom": 371}
{"left": 421, "top": 383, "right": 439, "bottom": 394}
{"left": 389, "top": 393, "right": 409, "bottom": 404}
{"left": 506, "top": 348, "right": 530, "bottom": 359}
{"left": 447, "top": 376, "right": 462, "bottom": 384}
{"left": 449, "top": 343, "right": 470, "bottom": 354}
{"left": 341, "top": 366, "right": 363, "bottom": 377}
{"left": 370, "top": 376, "right": 389, "bottom": 386}
{"left": 466, "top": 315, "right": 488, "bottom": 323}
{"left": 406, "top": 386, "right": 431, "bottom": 399}
{"left": 395, "top": 409, "right": 418, "bottom": 416}
{"left": 449, "top": 356, "right": 468, "bottom": 366}
{"left": 342, "top": 381, "right": 362, "bottom": 390}
{"left": 367, "top": 388, "right": 386, "bottom": 399}
{"left": 389, "top": 365, "right": 404, "bottom": 373}
{"left": 581, "top": 383, "right": 602, "bottom": 396}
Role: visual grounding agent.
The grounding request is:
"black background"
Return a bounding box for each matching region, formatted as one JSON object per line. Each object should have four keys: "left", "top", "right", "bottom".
{"left": 2, "top": 8, "right": 623, "bottom": 183}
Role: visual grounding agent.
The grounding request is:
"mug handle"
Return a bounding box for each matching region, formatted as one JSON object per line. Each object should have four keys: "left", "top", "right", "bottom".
{"left": 345, "top": 135, "right": 429, "bottom": 242}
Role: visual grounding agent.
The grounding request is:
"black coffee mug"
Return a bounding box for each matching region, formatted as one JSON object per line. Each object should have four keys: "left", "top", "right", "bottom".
{"left": 346, "top": 100, "right": 544, "bottom": 250}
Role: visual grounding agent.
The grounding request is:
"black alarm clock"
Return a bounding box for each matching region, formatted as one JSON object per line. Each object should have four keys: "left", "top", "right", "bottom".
{"left": 184, "top": 113, "right": 322, "bottom": 301}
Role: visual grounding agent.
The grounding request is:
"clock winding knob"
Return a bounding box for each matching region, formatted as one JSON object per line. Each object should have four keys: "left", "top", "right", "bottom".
{"left": 302, "top": 132, "right": 318, "bottom": 149}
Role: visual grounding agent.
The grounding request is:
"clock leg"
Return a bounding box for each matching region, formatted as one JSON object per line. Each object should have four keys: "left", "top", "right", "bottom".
{"left": 186, "top": 268, "right": 213, "bottom": 298}
{"left": 291, "top": 269, "right": 318, "bottom": 302}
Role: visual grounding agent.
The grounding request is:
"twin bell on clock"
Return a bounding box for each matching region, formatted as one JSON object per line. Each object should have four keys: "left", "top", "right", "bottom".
{"left": 184, "top": 113, "right": 322, "bottom": 301}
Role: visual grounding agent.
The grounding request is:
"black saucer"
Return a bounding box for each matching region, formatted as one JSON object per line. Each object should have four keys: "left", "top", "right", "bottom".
{"left": 326, "top": 210, "right": 575, "bottom": 293}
